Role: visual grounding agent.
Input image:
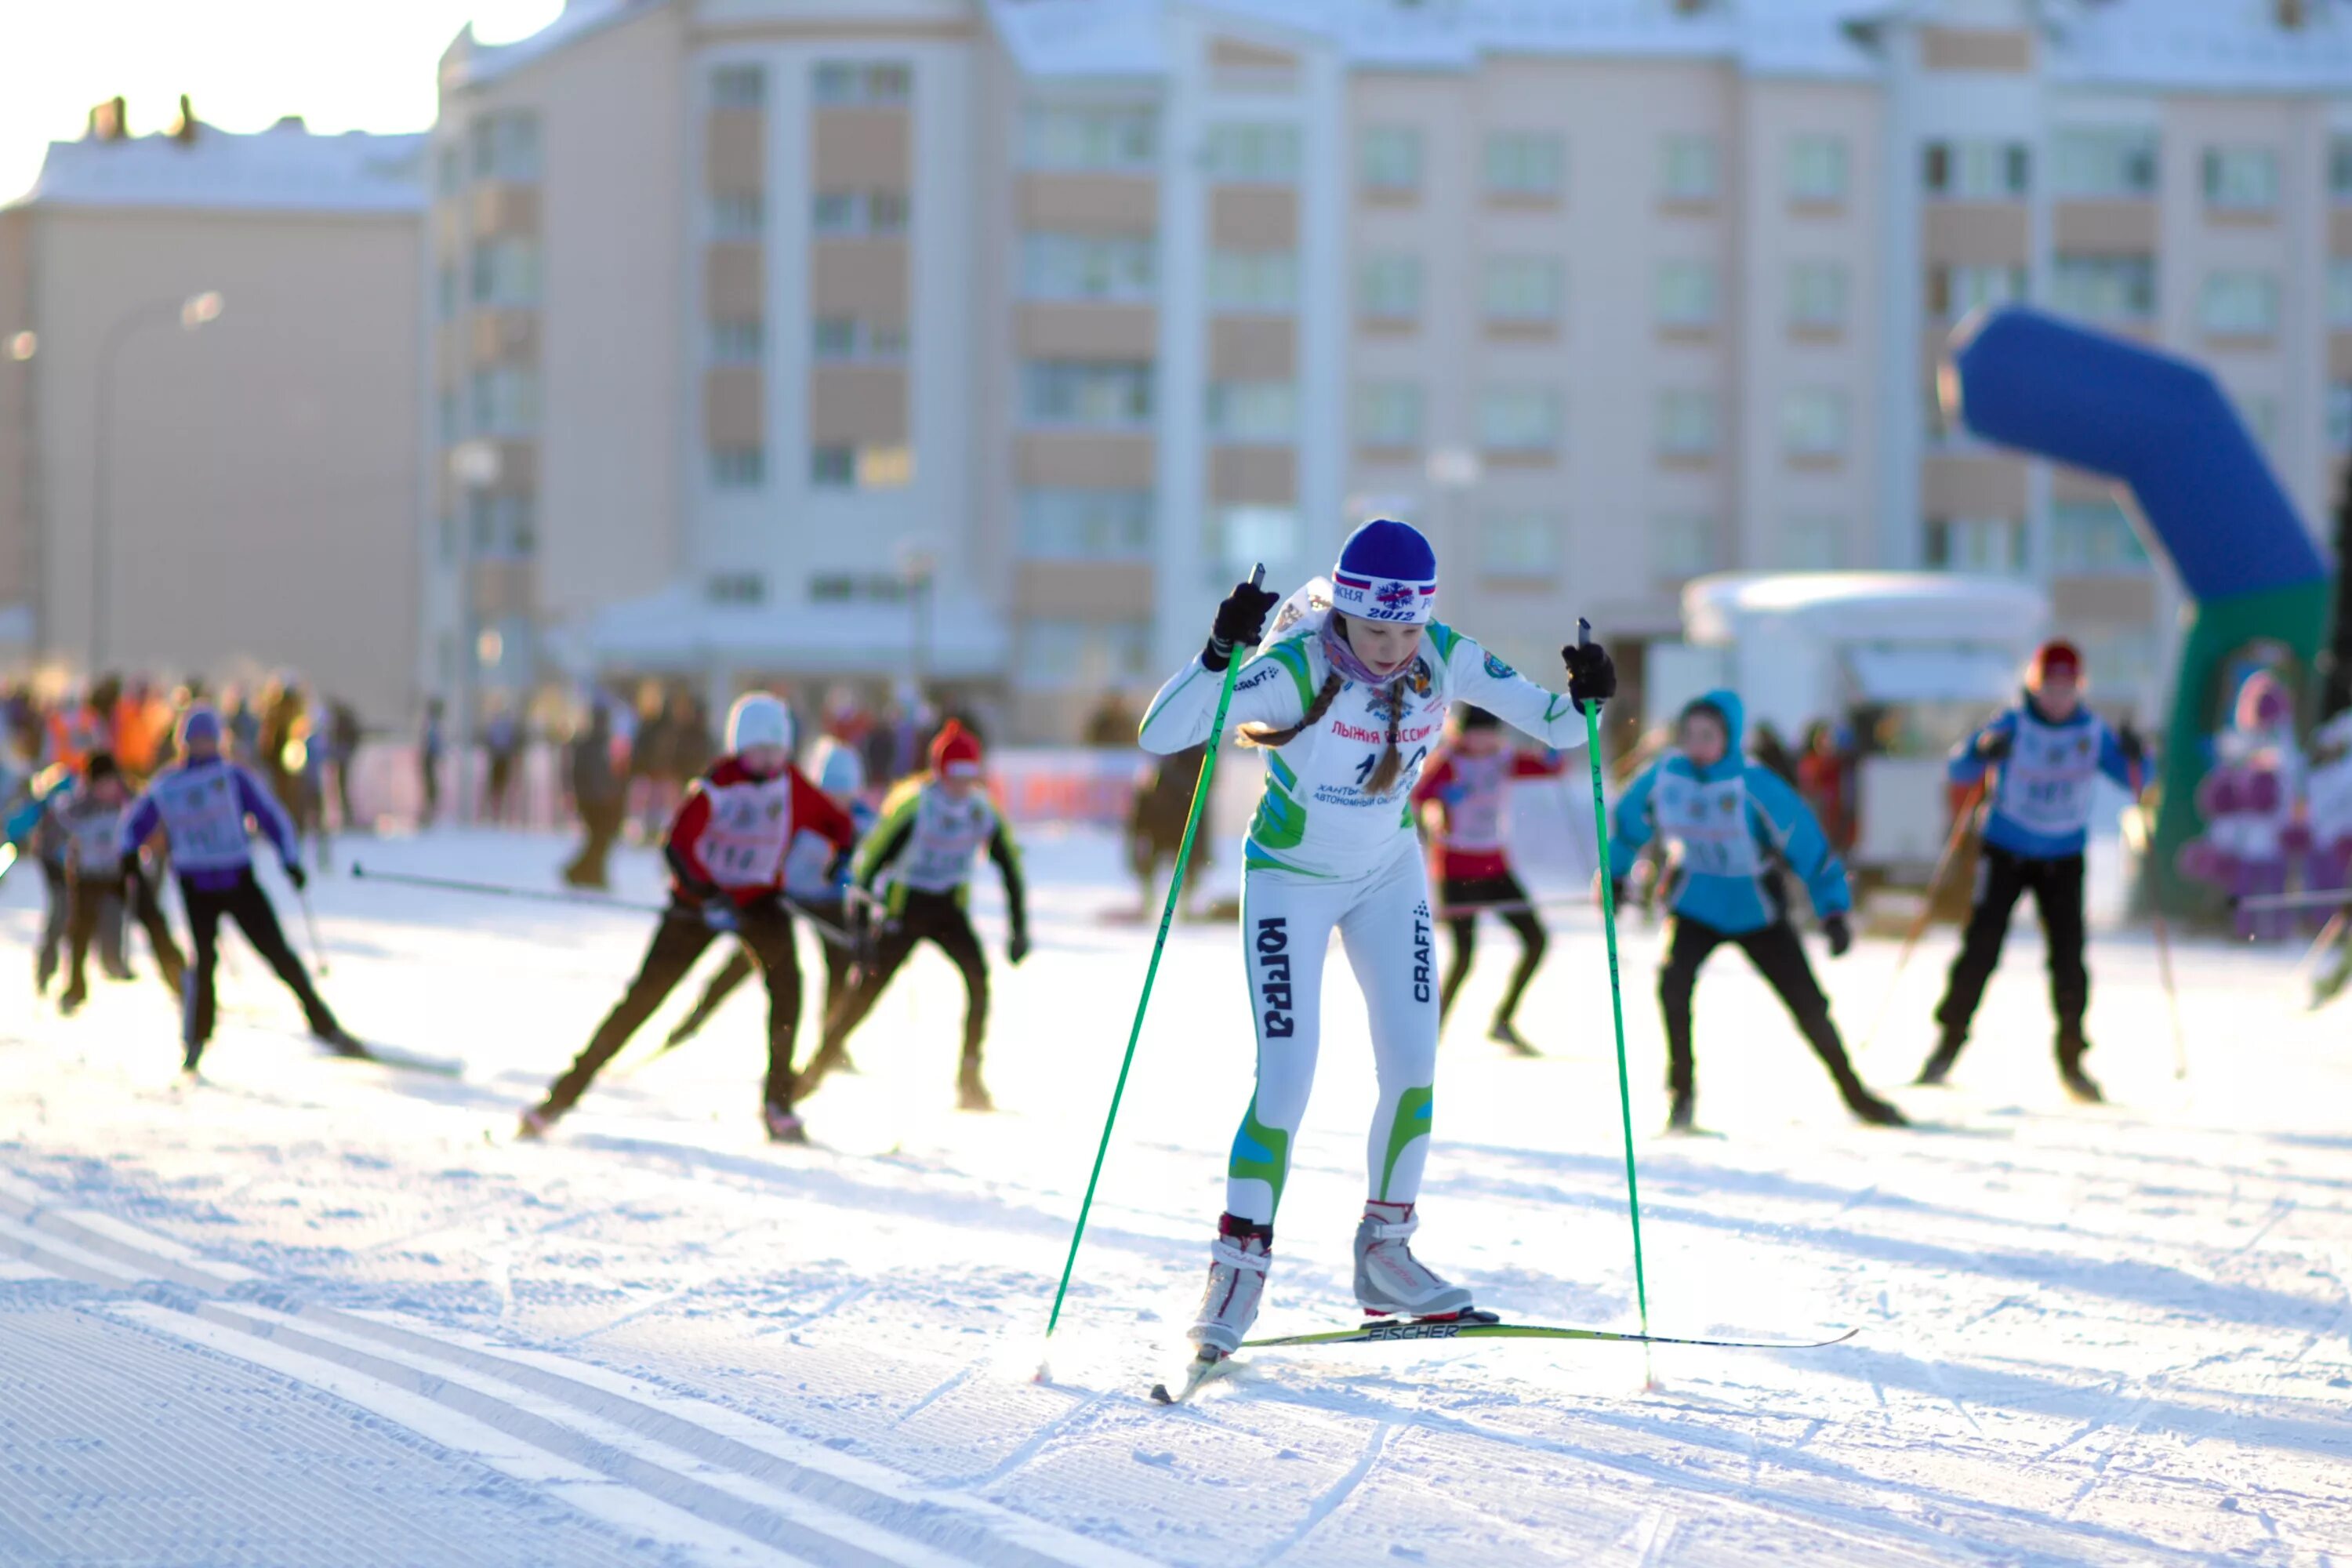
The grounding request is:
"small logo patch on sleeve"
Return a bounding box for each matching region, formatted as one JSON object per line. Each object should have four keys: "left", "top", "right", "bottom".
{"left": 1483, "top": 651, "right": 1516, "bottom": 680}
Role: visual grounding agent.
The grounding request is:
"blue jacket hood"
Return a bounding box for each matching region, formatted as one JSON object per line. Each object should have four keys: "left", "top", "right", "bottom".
{"left": 1682, "top": 688, "right": 1746, "bottom": 779}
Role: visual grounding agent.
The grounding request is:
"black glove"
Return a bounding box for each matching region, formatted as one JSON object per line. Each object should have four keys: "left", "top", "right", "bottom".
{"left": 2118, "top": 722, "right": 2148, "bottom": 774}
{"left": 1203, "top": 579, "right": 1282, "bottom": 671}
{"left": 285, "top": 862, "right": 308, "bottom": 893}
{"left": 1822, "top": 913, "right": 1853, "bottom": 958}
{"left": 1976, "top": 728, "right": 2013, "bottom": 762}
{"left": 1561, "top": 637, "right": 1617, "bottom": 713}
{"left": 1007, "top": 929, "right": 1030, "bottom": 967}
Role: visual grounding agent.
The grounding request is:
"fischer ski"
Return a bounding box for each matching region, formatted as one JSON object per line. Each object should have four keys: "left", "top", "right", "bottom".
{"left": 1247, "top": 1319, "right": 1861, "bottom": 1352}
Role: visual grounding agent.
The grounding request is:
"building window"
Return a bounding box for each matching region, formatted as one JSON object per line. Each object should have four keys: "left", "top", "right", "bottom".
{"left": 712, "top": 445, "right": 768, "bottom": 489}
{"left": 2051, "top": 256, "right": 2154, "bottom": 323}
{"left": 1360, "top": 125, "right": 1422, "bottom": 195}
{"left": 436, "top": 263, "right": 459, "bottom": 321}
{"left": 811, "top": 189, "right": 906, "bottom": 237}
{"left": 712, "top": 193, "right": 764, "bottom": 240}
{"left": 2200, "top": 271, "right": 2280, "bottom": 336}
{"left": 1478, "top": 387, "right": 1562, "bottom": 454}
{"left": 1650, "top": 514, "right": 1715, "bottom": 580}
{"left": 1207, "top": 249, "right": 1298, "bottom": 312}
{"left": 2238, "top": 393, "right": 2281, "bottom": 452}
{"left": 1017, "top": 489, "right": 1152, "bottom": 560}
{"left": 1481, "top": 513, "right": 1559, "bottom": 579}
{"left": 811, "top": 316, "right": 907, "bottom": 361}
{"left": 1022, "top": 232, "right": 1155, "bottom": 300}
{"left": 1014, "top": 619, "right": 1156, "bottom": 691}
{"left": 2329, "top": 383, "right": 2352, "bottom": 453}
{"left": 1207, "top": 381, "right": 1297, "bottom": 443}
{"left": 1483, "top": 256, "right": 1563, "bottom": 325}
{"left": 710, "top": 317, "right": 764, "bottom": 363}
{"left": 1780, "top": 516, "right": 1846, "bottom": 570}
{"left": 1924, "top": 517, "right": 2026, "bottom": 574}
{"left": 1786, "top": 135, "right": 1848, "bottom": 204}
{"left": 1780, "top": 389, "right": 1848, "bottom": 458}
{"left": 1922, "top": 140, "right": 2030, "bottom": 198}
{"left": 707, "top": 572, "right": 766, "bottom": 604}
{"left": 806, "top": 445, "right": 912, "bottom": 490}
{"left": 2051, "top": 127, "right": 2157, "bottom": 198}
{"left": 814, "top": 61, "right": 910, "bottom": 106}
{"left": 1359, "top": 254, "right": 1422, "bottom": 322}
{"left": 437, "top": 145, "right": 463, "bottom": 195}
{"left": 1656, "top": 390, "right": 1717, "bottom": 458}
{"left": 1484, "top": 132, "right": 1564, "bottom": 199}
{"left": 466, "top": 490, "right": 537, "bottom": 558}
{"left": 1210, "top": 506, "right": 1301, "bottom": 579}
{"left": 1654, "top": 260, "right": 1719, "bottom": 328}
{"left": 2203, "top": 147, "right": 2279, "bottom": 212}
{"left": 1788, "top": 262, "right": 1847, "bottom": 330}
{"left": 2334, "top": 136, "right": 2352, "bottom": 202}
{"left": 809, "top": 572, "right": 916, "bottom": 604}
{"left": 810, "top": 447, "right": 855, "bottom": 488}
{"left": 1022, "top": 104, "right": 1156, "bottom": 171}
{"left": 469, "top": 111, "right": 539, "bottom": 180}
{"left": 1927, "top": 263, "right": 2028, "bottom": 320}
{"left": 2329, "top": 259, "right": 2352, "bottom": 328}
{"left": 1022, "top": 361, "right": 1153, "bottom": 427}
{"left": 1204, "top": 123, "right": 1301, "bottom": 183}
{"left": 1355, "top": 383, "right": 1422, "bottom": 448}
{"left": 2051, "top": 499, "right": 2151, "bottom": 575}
{"left": 469, "top": 238, "right": 541, "bottom": 306}
{"left": 469, "top": 367, "right": 539, "bottom": 436}
{"left": 437, "top": 391, "right": 459, "bottom": 445}
{"left": 1660, "top": 135, "right": 1719, "bottom": 202}
{"left": 711, "top": 64, "right": 767, "bottom": 110}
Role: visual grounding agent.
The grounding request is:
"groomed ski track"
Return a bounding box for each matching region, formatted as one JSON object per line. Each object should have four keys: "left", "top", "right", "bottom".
{"left": 3, "top": 827, "right": 2348, "bottom": 1566}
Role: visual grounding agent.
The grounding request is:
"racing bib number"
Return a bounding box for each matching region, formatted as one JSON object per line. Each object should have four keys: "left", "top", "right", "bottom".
{"left": 1655, "top": 777, "right": 1759, "bottom": 878}
{"left": 1998, "top": 718, "right": 2100, "bottom": 837}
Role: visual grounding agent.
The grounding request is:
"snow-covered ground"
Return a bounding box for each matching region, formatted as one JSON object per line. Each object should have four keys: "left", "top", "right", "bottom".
{"left": 3, "top": 826, "right": 2348, "bottom": 1567}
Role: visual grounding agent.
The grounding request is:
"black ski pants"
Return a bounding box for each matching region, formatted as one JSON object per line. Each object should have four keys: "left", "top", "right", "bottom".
{"left": 1933, "top": 846, "right": 2087, "bottom": 1056}
{"left": 811, "top": 891, "right": 989, "bottom": 1080}
{"left": 1660, "top": 915, "right": 1867, "bottom": 1103}
{"left": 676, "top": 897, "right": 854, "bottom": 1042}
{"left": 1437, "top": 870, "right": 1547, "bottom": 1029}
{"left": 181, "top": 872, "right": 339, "bottom": 1053}
{"left": 543, "top": 899, "right": 804, "bottom": 1116}
{"left": 66, "top": 869, "right": 186, "bottom": 998}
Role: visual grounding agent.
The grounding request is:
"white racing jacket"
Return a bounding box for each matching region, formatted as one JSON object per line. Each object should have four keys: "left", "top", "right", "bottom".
{"left": 1139, "top": 601, "right": 1588, "bottom": 880}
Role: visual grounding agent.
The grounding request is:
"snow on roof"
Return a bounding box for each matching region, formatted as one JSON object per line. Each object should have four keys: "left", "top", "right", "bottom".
{"left": 18, "top": 122, "right": 424, "bottom": 216}
{"left": 989, "top": 0, "right": 2350, "bottom": 90}
{"left": 1682, "top": 572, "right": 2050, "bottom": 647}
{"left": 441, "top": 0, "right": 662, "bottom": 92}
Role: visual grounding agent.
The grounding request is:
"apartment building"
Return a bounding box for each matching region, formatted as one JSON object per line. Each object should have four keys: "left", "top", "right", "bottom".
{"left": 425, "top": 0, "right": 2352, "bottom": 740}
{"left": 0, "top": 109, "right": 425, "bottom": 722}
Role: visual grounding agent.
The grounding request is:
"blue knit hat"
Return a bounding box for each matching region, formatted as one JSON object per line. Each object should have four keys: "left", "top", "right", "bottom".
{"left": 1330, "top": 518, "right": 1437, "bottom": 625}
{"left": 179, "top": 703, "right": 223, "bottom": 748}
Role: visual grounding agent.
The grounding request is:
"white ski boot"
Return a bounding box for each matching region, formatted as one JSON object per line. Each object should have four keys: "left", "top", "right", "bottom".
{"left": 1186, "top": 1216, "right": 1272, "bottom": 1355}
{"left": 1353, "top": 1201, "right": 1473, "bottom": 1319}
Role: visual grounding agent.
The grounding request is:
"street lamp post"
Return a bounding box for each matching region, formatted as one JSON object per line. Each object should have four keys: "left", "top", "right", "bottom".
{"left": 89, "top": 290, "right": 223, "bottom": 672}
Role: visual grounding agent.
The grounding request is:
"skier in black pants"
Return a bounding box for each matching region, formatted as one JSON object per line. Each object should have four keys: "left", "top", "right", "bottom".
{"left": 1919, "top": 641, "right": 2141, "bottom": 1101}
{"left": 1610, "top": 691, "right": 1907, "bottom": 1131}
{"left": 800, "top": 720, "right": 1027, "bottom": 1112}
{"left": 118, "top": 706, "right": 356, "bottom": 1072}
{"left": 48, "top": 753, "right": 187, "bottom": 1011}
{"left": 518, "top": 695, "right": 858, "bottom": 1144}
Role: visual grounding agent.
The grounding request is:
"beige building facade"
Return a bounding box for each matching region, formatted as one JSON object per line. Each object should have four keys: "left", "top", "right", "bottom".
{"left": 421, "top": 0, "right": 2350, "bottom": 739}
{"left": 0, "top": 115, "right": 426, "bottom": 724}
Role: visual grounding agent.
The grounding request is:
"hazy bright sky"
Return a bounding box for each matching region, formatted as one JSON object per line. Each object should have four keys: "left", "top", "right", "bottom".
{"left": 0, "top": 0, "right": 568, "bottom": 202}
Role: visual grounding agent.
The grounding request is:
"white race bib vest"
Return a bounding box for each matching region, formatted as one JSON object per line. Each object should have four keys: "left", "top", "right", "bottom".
{"left": 1437, "top": 751, "right": 1511, "bottom": 853}
{"left": 62, "top": 799, "right": 125, "bottom": 871}
{"left": 1655, "top": 773, "right": 1759, "bottom": 879}
{"left": 1996, "top": 714, "right": 2101, "bottom": 839}
{"left": 696, "top": 774, "right": 796, "bottom": 890}
{"left": 152, "top": 767, "right": 256, "bottom": 873}
{"left": 901, "top": 788, "right": 996, "bottom": 894}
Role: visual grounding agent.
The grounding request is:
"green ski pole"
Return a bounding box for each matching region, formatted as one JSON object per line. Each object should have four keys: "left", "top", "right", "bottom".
{"left": 1040, "top": 565, "right": 1264, "bottom": 1366}
{"left": 1577, "top": 618, "right": 1654, "bottom": 1385}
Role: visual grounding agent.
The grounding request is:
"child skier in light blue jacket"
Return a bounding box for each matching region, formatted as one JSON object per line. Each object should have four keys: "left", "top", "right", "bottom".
{"left": 1612, "top": 691, "right": 1907, "bottom": 1132}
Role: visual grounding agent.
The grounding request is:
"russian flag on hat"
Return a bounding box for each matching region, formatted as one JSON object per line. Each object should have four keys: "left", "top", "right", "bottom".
{"left": 1329, "top": 518, "right": 1437, "bottom": 625}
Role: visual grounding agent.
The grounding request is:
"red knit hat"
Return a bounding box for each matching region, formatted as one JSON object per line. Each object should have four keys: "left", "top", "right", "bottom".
{"left": 2029, "top": 640, "right": 2082, "bottom": 685}
{"left": 930, "top": 719, "right": 982, "bottom": 779}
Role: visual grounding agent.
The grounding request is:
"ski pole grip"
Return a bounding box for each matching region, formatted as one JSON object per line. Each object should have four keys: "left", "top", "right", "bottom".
{"left": 1249, "top": 563, "right": 1265, "bottom": 590}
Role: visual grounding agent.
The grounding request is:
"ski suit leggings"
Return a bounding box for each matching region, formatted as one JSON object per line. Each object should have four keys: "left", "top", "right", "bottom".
{"left": 1437, "top": 870, "right": 1546, "bottom": 1029}
{"left": 180, "top": 872, "right": 339, "bottom": 1052}
{"left": 813, "top": 891, "right": 989, "bottom": 1076}
{"left": 1227, "top": 845, "right": 1440, "bottom": 1228}
{"left": 1933, "top": 847, "right": 2086, "bottom": 1052}
{"left": 674, "top": 897, "right": 854, "bottom": 1044}
{"left": 543, "top": 900, "right": 804, "bottom": 1115}
{"left": 1658, "top": 915, "right": 1867, "bottom": 1104}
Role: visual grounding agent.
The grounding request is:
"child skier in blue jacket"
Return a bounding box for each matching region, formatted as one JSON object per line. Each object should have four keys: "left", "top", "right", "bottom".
{"left": 1612, "top": 691, "right": 1907, "bottom": 1131}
